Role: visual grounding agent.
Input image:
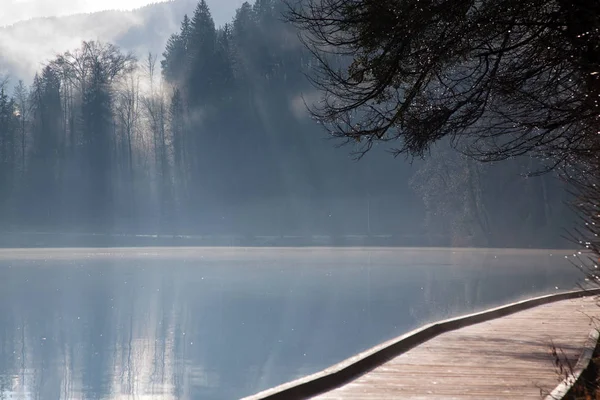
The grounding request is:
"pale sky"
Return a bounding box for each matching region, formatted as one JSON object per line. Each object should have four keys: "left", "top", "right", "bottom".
{"left": 1, "top": 0, "right": 243, "bottom": 27}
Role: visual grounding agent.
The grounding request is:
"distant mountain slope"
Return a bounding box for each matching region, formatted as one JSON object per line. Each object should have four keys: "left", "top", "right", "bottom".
{"left": 0, "top": 0, "right": 225, "bottom": 81}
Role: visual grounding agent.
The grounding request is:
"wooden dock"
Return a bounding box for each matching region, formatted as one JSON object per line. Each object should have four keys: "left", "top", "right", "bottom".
{"left": 246, "top": 292, "right": 600, "bottom": 400}
{"left": 318, "top": 297, "right": 599, "bottom": 399}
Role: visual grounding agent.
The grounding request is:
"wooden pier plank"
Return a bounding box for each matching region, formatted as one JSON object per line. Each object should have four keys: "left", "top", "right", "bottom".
{"left": 315, "top": 297, "right": 599, "bottom": 399}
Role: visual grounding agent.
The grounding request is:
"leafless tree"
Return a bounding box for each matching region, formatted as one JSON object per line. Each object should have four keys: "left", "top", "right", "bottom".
{"left": 142, "top": 53, "right": 173, "bottom": 233}
{"left": 52, "top": 41, "right": 137, "bottom": 90}
{"left": 116, "top": 73, "right": 141, "bottom": 180}
{"left": 566, "top": 158, "right": 600, "bottom": 284}
{"left": 286, "top": 0, "right": 600, "bottom": 170}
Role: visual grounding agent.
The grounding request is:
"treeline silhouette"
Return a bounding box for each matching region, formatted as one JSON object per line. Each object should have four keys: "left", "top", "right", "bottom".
{"left": 0, "top": 0, "right": 574, "bottom": 247}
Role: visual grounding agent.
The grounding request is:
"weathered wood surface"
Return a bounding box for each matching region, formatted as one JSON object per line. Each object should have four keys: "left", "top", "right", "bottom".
{"left": 315, "top": 297, "right": 599, "bottom": 399}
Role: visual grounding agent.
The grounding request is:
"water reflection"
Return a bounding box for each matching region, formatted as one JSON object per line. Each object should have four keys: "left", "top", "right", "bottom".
{"left": 0, "top": 248, "right": 583, "bottom": 399}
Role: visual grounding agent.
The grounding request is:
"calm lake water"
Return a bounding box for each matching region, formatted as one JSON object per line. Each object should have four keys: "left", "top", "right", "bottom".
{"left": 0, "top": 247, "right": 586, "bottom": 399}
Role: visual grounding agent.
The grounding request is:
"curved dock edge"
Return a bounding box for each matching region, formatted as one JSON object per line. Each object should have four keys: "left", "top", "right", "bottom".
{"left": 242, "top": 288, "right": 600, "bottom": 400}
{"left": 545, "top": 327, "right": 600, "bottom": 400}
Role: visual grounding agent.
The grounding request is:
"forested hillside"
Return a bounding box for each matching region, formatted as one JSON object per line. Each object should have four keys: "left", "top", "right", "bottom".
{"left": 0, "top": 0, "right": 198, "bottom": 80}
{"left": 0, "top": 0, "right": 574, "bottom": 247}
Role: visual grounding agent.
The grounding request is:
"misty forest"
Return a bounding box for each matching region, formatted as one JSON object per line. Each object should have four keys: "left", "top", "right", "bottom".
{"left": 0, "top": 0, "right": 574, "bottom": 248}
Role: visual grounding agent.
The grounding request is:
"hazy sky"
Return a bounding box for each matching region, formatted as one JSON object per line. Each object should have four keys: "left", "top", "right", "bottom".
{"left": 1, "top": 0, "right": 244, "bottom": 27}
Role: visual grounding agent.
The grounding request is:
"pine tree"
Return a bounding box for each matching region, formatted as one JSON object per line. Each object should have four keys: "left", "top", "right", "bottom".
{"left": 0, "top": 86, "right": 18, "bottom": 226}
{"left": 187, "top": 0, "right": 217, "bottom": 106}
{"left": 214, "top": 24, "right": 235, "bottom": 97}
{"left": 28, "top": 67, "right": 63, "bottom": 227}
{"left": 162, "top": 14, "right": 192, "bottom": 84}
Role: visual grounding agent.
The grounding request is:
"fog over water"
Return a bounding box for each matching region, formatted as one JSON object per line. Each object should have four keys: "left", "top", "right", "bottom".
{"left": 0, "top": 248, "right": 583, "bottom": 399}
